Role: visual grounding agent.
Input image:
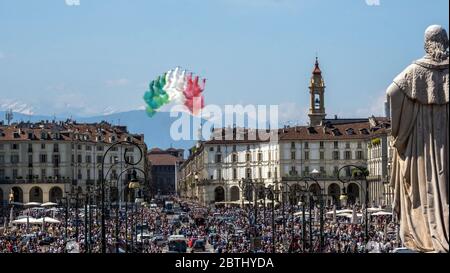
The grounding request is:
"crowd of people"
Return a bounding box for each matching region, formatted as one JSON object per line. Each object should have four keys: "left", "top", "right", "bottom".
{"left": 0, "top": 197, "right": 402, "bottom": 253}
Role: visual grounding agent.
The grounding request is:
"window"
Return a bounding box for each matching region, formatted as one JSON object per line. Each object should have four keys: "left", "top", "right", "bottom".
{"left": 304, "top": 166, "right": 310, "bottom": 176}
{"left": 334, "top": 141, "right": 339, "bottom": 149}
{"left": 304, "top": 142, "right": 309, "bottom": 149}
{"left": 78, "top": 169, "right": 82, "bottom": 180}
{"left": 77, "top": 154, "right": 82, "bottom": 163}
{"left": 41, "top": 143, "right": 46, "bottom": 149}
{"left": 320, "top": 166, "right": 325, "bottom": 176}
{"left": 86, "top": 155, "right": 92, "bottom": 163}
{"left": 233, "top": 168, "right": 237, "bottom": 180}
{"left": 320, "top": 151, "right": 325, "bottom": 160}
{"left": 346, "top": 142, "right": 351, "bottom": 149}
{"left": 126, "top": 156, "right": 134, "bottom": 164}
{"left": 12, "top": 169, "right": 18, "bottom": 179}
{"left": 97, "top": 155, "right": 103, "bottom": 163}
{"left": 333, "top": 151, "right": 340, "bottom": 160}
{"left": 274, "top": 167, "right": 278, "bottom": 178}
{"left": 258, "top": 153, "right": 263, "bottom": 162}
{"left": 290, "top": 166, "right": 297, "bottom": 176}
{"left": 304, "top": 151, "right": 310, "bottom": 160}
{"left": 28, "top": 168, "right": 33, "bottom": 179}
{"left": 86, "top": 145, "right": 92, "bottom": 151}
{"left": 320, "top": 141, "right": 324, "bottom": 149}
{"left": 209, "top": 147, "right": 214, "bottom": 152}
{"left": 345, "top": 151, "right": 351, "bottom": 160}
{"left": 54, "top": 168, "right": 59, "bottom": 178}
{"left": 291, "top": 142, "right": 295, "bottom": 149}
{"left": 41, "top": 169, "right": 46, "bottom": 179}
{"left": 87, "top": 169, "right": 91, "bottom": 180}
{"left": 0, "top": 144, "right": 3, "bottom": 150}
{"left": 53, "top": 155, "right": 60, "bottom": 166}
{"left": 215, "top": 154, "right": 222, "bottom": 163}
{"left": 0, "top": 155, "right": 4, "bottom": 164}
{"left": 258, "top": 167, "right": 262, "bottom": 178}
{"left": 11, "top": 155, "right": 19, "bottom": 164}
{"left": 217, "top": 169, "right": 222, "bottom": 180}
{"left": 53, "top": 144, "right": 59, "bottom": 152}
{"left": 28, "top": 144, "right": 33, "bottom": 152}
{"left": 77, "top": 144, "right": 82, "bottom": 150}
{"left": 246, "top": 168, "right": 252, "bottom": 179}
{"left": 217, "top": 146, "right": 221, "bottom": 152}
{"left": 232, "top": 145, "right": 237, "bottom": 152}
{"left": 0, "top": 169, "right": 5, "bottom": 179}
{"left": 232, "top": 154, "right": 238, "bottom": 163}
{"left": 268, "top": 170, "right": 272, "bottom": 178}
{"left": 357, "top": 151, "right": 363, "bottom": 160}
{"left": 333, "top": 166, "right": 339, "bottom": 176}
{"left": 291, "top": 151, "right": 296, "bottom": 160}
{"left": 97, "top": 146, "right": 104, "bottom": 151}
{"left": 246, "top": 153, "right": 251, "bottom": 162}
{"left": 11, "top": 143, "right": 19, "bottom": 150}
{"left": 357, "top": 142, "right": 362, "bottom": 149}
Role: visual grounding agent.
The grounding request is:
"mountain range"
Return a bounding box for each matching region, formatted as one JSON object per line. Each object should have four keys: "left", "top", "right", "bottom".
{"left": 0, "top": 110, "right": 277, "bottom": 153}
{"left": 0, "top": 110, "right": 199, "bottom": 152}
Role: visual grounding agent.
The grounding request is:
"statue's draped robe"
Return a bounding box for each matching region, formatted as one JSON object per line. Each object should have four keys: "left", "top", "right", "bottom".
{"left": 389, "top": 57, "right": 449, "bottom": 252}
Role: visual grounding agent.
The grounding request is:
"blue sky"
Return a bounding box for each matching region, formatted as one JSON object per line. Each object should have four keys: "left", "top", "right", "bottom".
{"left": 0, "top": 0, "right": 448, "bottom": 124}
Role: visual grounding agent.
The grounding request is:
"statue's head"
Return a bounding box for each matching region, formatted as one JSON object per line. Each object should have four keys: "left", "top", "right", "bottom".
{"left": 424, "top": 25, "right": 449, "bottom": 62}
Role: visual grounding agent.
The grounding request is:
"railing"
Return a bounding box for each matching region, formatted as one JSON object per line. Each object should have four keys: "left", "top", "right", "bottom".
{"left": 0, "top": 178, "right": 71, "bottom": 184}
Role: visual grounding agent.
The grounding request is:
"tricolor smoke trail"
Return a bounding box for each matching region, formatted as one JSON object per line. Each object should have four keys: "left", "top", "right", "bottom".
{"left": 143, "top": 67, "right": 206, "bottom": 117}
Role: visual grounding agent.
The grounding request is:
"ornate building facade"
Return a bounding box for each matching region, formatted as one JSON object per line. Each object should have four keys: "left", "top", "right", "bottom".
{"left": 0, "top": 120, "right": 148, "bottom": 213}
{"left": 178, "top": 59, "right": 392, "bottom": 207}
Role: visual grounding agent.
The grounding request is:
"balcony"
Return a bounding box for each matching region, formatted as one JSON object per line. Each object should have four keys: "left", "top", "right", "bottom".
{"left": 0, "top": 177, "right": 71, "bottom": 185}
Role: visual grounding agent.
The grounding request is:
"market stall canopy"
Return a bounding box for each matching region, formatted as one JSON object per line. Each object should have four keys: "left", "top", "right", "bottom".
{"left": 36, "top": 217, "right": 61, "bottom": 224}
{"left": 294, "top": 211, "right": 310, "bottom": 216}
{"left": 371, "top": 211, "right": 393, "bottom": 216}
{"left": 24, "top": 202, "right": 42, "bottom": 207}
{"left": 367, "top": 207, "right": 384, "bottom": 212}
{"left": 12, "top": 217, "right": 37, "bottom": 224}
{"left": 41, "top": 202, "right": 58, "bottom": 207}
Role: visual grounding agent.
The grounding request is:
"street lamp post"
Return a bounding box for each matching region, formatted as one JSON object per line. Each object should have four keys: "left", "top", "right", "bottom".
{"left": 101, "top": 141, "right": 144, "bottom": 253}
{"left": 64, "top": 193, "right": 69, "bottom": 245}
{"left": 301, "top": 175, "right": 323, "bottom": 253}
{"left": 239, "top": 178, "right": 258, "bottom": 252}
{"left": 338, "top": 165, "right": 370, "bottom": 245}
{"left": 84, "top": 193, "right": 88, "bottom": 252}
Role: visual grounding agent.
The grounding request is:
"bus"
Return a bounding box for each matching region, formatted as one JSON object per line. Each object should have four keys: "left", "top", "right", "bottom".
{"left": 168, "top": 235, "right": 187, "bottom": 253}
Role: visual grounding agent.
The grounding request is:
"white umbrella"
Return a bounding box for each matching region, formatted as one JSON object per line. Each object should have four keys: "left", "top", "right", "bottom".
{"left": 293, "top": 211, "right": 310, "bottom": 217}
{"left": 12, "top": 217, "right": 36, "bottom": 224}
{"left": 41, "top": 202, "right": 58, "bottom": 207}
{"left": 25, "top": 202, "right": 42, "bottom": 207}
{"left": 372, "top": 211, "right": 393, "bottom": 216}
{"left": 36, "top": 217, "right": 61, "bottom": 224}
{"left": 336, "top": 209, "right": 354, "bottom": 214}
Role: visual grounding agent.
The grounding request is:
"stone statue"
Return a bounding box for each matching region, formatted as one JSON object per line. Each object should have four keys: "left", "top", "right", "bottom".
{"left": 387, "top": 25, "right": 449, "bottom": 253}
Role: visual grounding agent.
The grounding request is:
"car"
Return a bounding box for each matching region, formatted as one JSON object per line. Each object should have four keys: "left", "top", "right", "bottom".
{"left": 192, "top": 239, "right": 206, "bottom": 252}
{"left": 39, "top": 237, "right": 55, "bottom": 246}
{"left": 152, "top": 235, "right": 167, "bottom": 246}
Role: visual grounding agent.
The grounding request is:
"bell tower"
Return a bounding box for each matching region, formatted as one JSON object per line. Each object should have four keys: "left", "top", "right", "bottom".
{"left": 308, "top": 57, "right": 326, "bottom": 126}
